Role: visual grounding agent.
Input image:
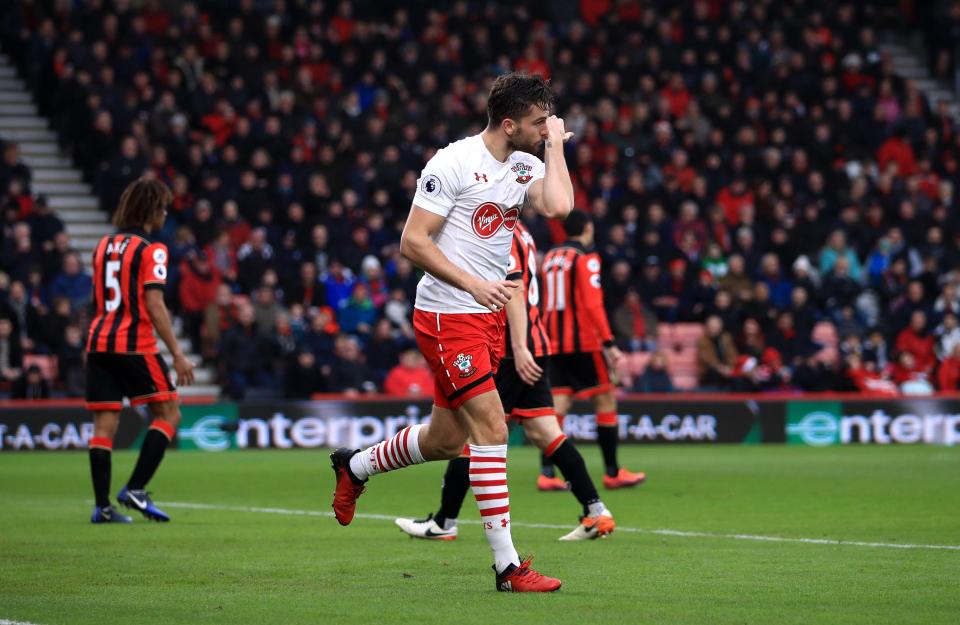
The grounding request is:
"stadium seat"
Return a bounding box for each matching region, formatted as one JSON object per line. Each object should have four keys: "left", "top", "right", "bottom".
{"left": 672, "top": 374, "right": 699, "bottom": 391}
{"left": 626, "top": 352, "right": 652, "bottom": 376}
{"left": 22, "top": 355, "right": 58, "bottom": 381}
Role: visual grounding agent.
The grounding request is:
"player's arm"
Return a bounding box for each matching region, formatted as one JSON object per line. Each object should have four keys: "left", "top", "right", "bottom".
{"left": 504, "top": 249, "right": 543, "bottom": 384}
{"left": 525, "top": 115, "right": 574, "bottom": 219}
{"left": 400, "top": 205, "right": 518, "bottom": 312}
{"left": 141, "top": 243, "right": 194, "bottom": 386}
{"left": 576, "top": 255, "right": 623, "bottom": 369}
{"left": 144, "top": 290, "right": 194, "bottom": 387}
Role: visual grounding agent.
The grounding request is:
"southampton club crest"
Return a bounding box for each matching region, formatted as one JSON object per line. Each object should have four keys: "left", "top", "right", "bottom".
{"left": 511, "top": 161, "right": 533, "bottom": 184}
{"left": 453, "top": 352, "right": 477, "bottom": 378}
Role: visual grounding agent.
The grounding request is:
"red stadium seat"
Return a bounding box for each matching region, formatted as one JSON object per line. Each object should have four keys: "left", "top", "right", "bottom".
{"left": 672, "top": 374, "right": 699, "bottom": 391}
{"left": 22, "top": 355, "right": 58, "bottom": 381}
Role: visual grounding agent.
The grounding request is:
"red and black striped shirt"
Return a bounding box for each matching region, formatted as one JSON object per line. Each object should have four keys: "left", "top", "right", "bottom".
{"left": 504, "top": 222, "right": 550, "bottom": 359}
{"left": 86, "top": 230, "right": 168, "bottom": 354}
{"left": 541, "top": 241, "right": 614, "bottom": 354}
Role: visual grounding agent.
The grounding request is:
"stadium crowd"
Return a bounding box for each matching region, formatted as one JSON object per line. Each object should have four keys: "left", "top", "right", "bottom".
{"left": 3, "top": 0, "right": 960, "bottom": 399}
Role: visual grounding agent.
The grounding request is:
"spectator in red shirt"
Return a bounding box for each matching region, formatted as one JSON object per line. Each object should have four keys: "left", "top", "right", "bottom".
{"left": 716, "top": 178, "right": 755, "bottom": 226}
{"left": 660, "top": 73, "right": 691, "bottom": 119}
{"left": 580, "top": 0, "right": 612, "bottom": 26}
{"left": 662, "top": 148, "right": 697, "bottom": 193}
{"left": 895, "top": 311, "right": 937, "bottom": 373}
{"left": 672, "top": 200, "right": 708, "bottom": 253}
{"left": 383, "top": 349, "right": 433, "bottom": 397}
{"left": 937, "top": 343, "right": 960, "bottom": 390}
{"left": 877, "top": 127, "right": 918, "bottom": 177}
{"left": 846, "top": 354, "right": 899, "bottom": 397}
{"left": 514, "top": 44, "right": 550, "bottom": 79}
{"left": 180, "top": 249, "right": 222, "bottom": 358}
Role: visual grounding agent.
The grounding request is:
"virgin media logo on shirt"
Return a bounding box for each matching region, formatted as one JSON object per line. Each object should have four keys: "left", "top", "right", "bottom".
{"left": 472, "top": 203, "right": 520, "bottom": 239}
{"left": 502, "top": 206, "right": 520, "bottom": 231}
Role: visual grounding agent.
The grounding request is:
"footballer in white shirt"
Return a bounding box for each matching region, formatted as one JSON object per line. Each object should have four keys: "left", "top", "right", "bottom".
{"left": 331, "top": 72, "right": 573, "bottom": 592}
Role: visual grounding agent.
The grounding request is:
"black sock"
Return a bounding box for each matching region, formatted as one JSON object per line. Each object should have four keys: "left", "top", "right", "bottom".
{"left": 597, "top": 425, "right": 619, "bottom": 478}
{"left": 89, "top": 448, "right": 112, "bottom": 508}
{"left": 434, "top": 456, "right": 470, "bottom": 527}
{"left": 549, "top": 440, "right": 600, "bottom": 516}
{"left": 540, "top": 452, "right": 555, "bottom": 478}
{"left": 126, "top": 429, "right": 171, "bottom": 490}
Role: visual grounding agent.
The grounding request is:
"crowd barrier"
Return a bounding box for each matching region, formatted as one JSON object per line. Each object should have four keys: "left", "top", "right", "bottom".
{"left": 2, "top": 393, "right": 959, "bottom": 451}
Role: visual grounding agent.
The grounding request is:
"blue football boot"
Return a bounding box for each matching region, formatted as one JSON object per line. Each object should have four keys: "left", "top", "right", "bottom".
{"left": 117, "top": 487, "right": 170, "bottom": 522}
{"left": 91, "top": 504, "right": 133, "bottom": 524}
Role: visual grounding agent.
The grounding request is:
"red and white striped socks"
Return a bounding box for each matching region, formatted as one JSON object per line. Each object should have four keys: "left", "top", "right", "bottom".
{"left": 349, "top": 424, "right": 426, "bottom": 480}
{"left": 469, "top": 443, "right": 520, "bottom": 572}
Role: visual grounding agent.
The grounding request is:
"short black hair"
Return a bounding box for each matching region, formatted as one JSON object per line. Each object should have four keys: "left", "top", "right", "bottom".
{"left": 486, "top": 72, "right": 554, "bottom": 126}
{"left": 563, "top": 209, "right": 592, "bottom": 237}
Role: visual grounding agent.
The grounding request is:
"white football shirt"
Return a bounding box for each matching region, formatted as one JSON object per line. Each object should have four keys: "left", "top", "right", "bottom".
{"left": 412, "top": 134, "right": 545, "bottom": 313}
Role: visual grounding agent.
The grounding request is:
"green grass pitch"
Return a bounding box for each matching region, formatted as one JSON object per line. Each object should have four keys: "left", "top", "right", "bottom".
{"left": 1, "top": 445, "right": 958, "bottom": 625}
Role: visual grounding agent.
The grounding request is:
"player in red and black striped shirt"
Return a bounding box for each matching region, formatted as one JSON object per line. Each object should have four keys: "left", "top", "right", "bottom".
{"left": 540, "top": 210, "right": 646, "bottom": 489}
{"left": 85, "top": 178, "right": 194, "bottom": 524}
{"left": 395, "top": 221, "right": 617, "bottom": 540}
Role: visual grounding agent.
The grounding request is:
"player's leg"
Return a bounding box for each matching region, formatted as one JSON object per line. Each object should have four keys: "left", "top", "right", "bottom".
{"left": 395, "top": 446, "right": 469, "bottom": 540}
{"left": 457, "top": 389, "right": 559, "bottom": 591}
{"left": 591, "top": 389, "right": 645, "bottom": 489}
{"left": 117, "top": 354, "right": 180, "bottom": 521}
{"left": 538, "top": 353, "right": 572, "bottom": 488}
{"left": 435, "top": 342, "right": 559, "bottom": 591}
{"left": 434, "top": 450, "right": 470, "bottom": 527}
{"left": 394, "top": 354, "right": 538, "bottom": 541}
{"left": 333, "top": 310, "right": 497, "bottom": 525}
{"left": 116, "top": 398, "right": 179, "bottom": 521}
{"left": 522, "top": 415, "right": 614, "bottom": 540}
{"left": 88, "top": 410, "right": 132, "bottom": 523}
{"left": 332, "top": 401, "right": 467, "bottom": 526}
{"left": 342, "top": 403, "right": 464, "bottom": 482}
{"left": 538, "top": 390, "right": 571, "bottom": 489}
{"left": 85, "top": 353, "right": 131, "bottom": 523}
{"left": 593, "top": 389, "right": 620, "bottom": 479}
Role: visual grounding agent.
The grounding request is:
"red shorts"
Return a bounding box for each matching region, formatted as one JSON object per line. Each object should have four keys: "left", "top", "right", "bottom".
{"left": 413, "top": 308, "right": 505, "bottom": 410}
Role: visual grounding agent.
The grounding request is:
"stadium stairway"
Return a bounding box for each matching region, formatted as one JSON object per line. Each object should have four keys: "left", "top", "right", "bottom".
{"left": 0, "top": 51, "right": 219, "bottom": 398}
{"left": 880, "top": 33, "right": 960, "bottom": 118}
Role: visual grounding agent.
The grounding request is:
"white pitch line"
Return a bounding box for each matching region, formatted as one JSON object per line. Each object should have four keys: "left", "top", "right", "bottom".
{"left": 1, "top": 619, "right": 47, "bottom": 625}
{"left": 161, "top": 501, "right": 960, "bottom": 552}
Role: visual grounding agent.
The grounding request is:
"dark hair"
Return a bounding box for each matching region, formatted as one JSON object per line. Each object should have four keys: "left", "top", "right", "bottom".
{"left": 486, "top": 72, "right": 554, "bottom": 126}
{"left": 113, "top": 178, "right": 172, "bottom": 229}
{"left": 562, "top": 209, "right": 592, "bottom": 237}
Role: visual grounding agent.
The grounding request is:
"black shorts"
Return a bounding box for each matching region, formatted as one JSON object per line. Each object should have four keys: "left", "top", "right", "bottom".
{"left": 85, "top": 352, "right": 178, "bottom": 410}
{"left": 495, "top": 355, "right": 555, "bottom": 419}
{"left": 550, "top": 351, "right": 612, "bottom": 397}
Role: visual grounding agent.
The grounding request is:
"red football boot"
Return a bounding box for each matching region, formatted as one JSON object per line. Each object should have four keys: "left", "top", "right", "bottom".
{"left": 536, "top": 474, "right": 569, "bottom": 491}
{"left": 330, "top": 448, "right": 366, "bottom": 525}
{"left": 603, "top": 468, "right": 646, "bottom": 489}
{"left": 495, "top": 557, "right": 562, "bottom": 592}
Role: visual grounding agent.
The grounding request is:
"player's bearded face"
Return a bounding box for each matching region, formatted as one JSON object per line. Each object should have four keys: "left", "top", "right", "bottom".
{"left": 507, "top": 106, "right": 550, "bottom": 153}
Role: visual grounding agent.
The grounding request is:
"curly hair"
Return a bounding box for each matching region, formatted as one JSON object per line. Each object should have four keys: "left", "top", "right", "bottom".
{"left": 112, "top": 177, "right": 172, "bottom": 230}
